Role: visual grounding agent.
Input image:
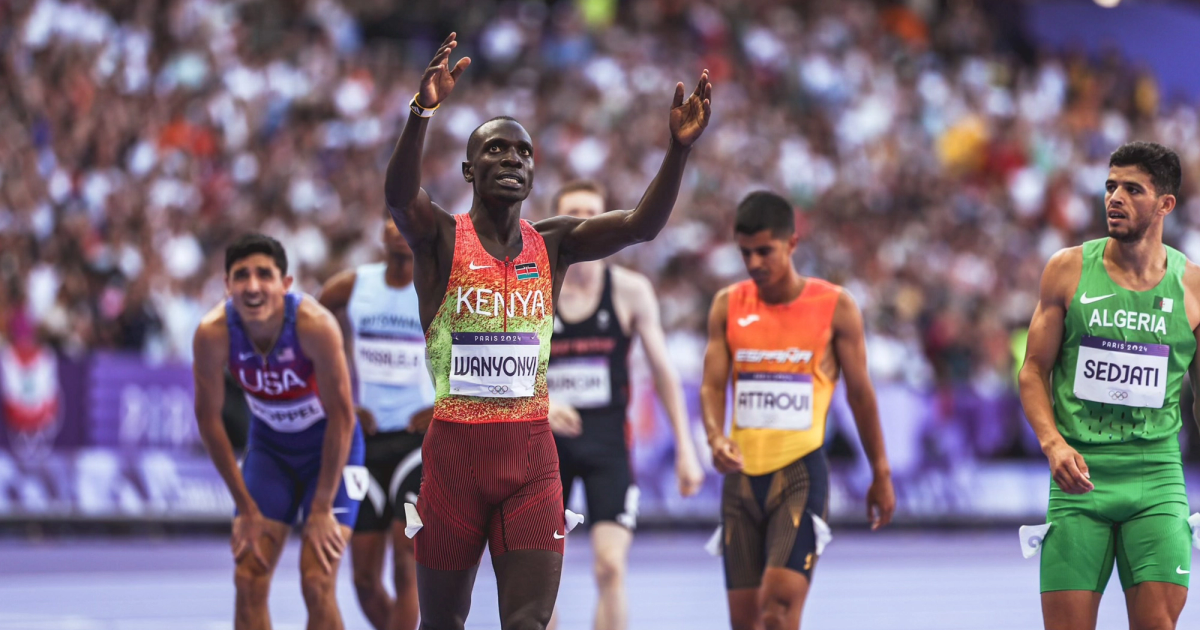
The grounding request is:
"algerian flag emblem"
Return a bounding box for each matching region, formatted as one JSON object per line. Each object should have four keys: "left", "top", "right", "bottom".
{"left": 1154, "top": 296, "right": 1174, "bottom": 313}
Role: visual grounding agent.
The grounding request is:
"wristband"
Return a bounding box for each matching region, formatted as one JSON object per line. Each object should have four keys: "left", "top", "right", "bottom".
{"left": 410, "top": 93, "right": 439, "bottom": 118}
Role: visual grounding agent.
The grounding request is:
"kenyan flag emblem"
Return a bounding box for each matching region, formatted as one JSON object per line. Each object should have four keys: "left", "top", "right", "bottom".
{"left": 515, "top": 262, "right": 539, "bottom": 280}
{"left": 1154, "top": 296, "right": 1174, "bottom": 313}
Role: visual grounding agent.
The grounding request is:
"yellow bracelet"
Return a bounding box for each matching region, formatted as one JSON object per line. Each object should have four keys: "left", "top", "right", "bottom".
{"left": 410, "top": 93, "right": 439, "bottom": 118}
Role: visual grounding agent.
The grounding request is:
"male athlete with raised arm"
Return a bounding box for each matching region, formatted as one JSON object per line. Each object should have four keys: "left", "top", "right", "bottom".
{"left": 1019, "top": 142, "right": 1198, "bottom": 630}
{"left": 320, "top": 214, "right": 434, "bottom": 630}
{"left": 546, "top": 180, "right": 705, "bottom": 630}
{"left": 193, "top": 234, "right": 366, "bottom": 630}
{"left": 384, "top": 33, "right": 711, "bottom": 630}
{"left": 701, "top": 192, "right": 894, "bottom": 630}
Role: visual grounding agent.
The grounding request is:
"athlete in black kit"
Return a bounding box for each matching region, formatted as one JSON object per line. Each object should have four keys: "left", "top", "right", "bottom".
{"left": 546, "top": 181, "right": 704, "bottom": 630}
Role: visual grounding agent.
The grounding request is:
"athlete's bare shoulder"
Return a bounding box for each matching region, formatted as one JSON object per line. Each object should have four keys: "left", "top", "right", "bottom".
{"left": 296, "top": 295, "right": 341, "bottom": 335}
{"left": 318, "top": 268, "right": 358, "bottom": 312}
{"left": 1040, "top": 246, "right": 1085, "bottom": 308}
{"left": 610, "top": 265, "right": 654, "bottom": 300}
{"left": 1180, "top": 258, "right": 1200, "bottom": 331}
{"left": 193, "top": 303, "right": 229, "bottom": 365}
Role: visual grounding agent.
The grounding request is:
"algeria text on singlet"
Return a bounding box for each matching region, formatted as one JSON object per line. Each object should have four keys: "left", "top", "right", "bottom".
{"left": 1052, "top": 238, "right": 1196, "bottom": 443}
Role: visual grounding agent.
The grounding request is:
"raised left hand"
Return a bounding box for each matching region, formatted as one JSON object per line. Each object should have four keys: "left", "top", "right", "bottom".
{"left": 669, "top": 69, "right": 713, "bottom": 147}
{"left": 303, "top": 509, "right": 348, "bottom": 574}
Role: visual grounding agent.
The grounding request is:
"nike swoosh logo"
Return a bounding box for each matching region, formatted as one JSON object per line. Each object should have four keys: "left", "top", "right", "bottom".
{"left": 469, "top": 262, "right": 493, "bottom": 270}
{"left": 552, "top": 531, "right": 565, "bottom": 539}
{"left": 1080, "top": 292, "right": 1116, "bottom": 305}
{"left": 332, "top": 508, "right": 348, "bottom": 514}
{"left": 737, "top": 314, "right": 760, "bottom": 327}
{"left": 238, "top": 352, "right": 256, "bottom": 360}
{"left": 1178, "top": 566, "right": 1190, "bottom": 575}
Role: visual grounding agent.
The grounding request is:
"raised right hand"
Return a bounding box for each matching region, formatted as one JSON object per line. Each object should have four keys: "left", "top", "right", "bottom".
{"left": 548, "top": 401, "right": 583, "bottom": 437}
{"left": 709, "top": 435, "right": 744, "bottom": 474}
{"left": 1045, "top": 440, "right": 1093, "bottom": 494}
{"left": 231, "top": 510, "right": 269, "bottom": 570}
{"left": 418, "top": 33, "right": 471, "bottom": 109}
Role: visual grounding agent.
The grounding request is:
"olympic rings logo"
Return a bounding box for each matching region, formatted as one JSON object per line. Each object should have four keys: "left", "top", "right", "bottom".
{"left": 487, "top": 385, "right": 510, "bottom": 394}
{"left": 1108, "top": 389, "right": 1130, "bottom": 401}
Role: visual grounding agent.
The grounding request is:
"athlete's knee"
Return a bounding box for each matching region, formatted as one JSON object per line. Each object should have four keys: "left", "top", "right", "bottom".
{"left": 592, "top": 552, "right": 626, "bottom": 590}
{"left": 301, "top": 567, "right": 338, "bottom": 605}
{"left": 760, "top": 591, "right": 802, "bottom": 630}
{"left": 1130, "top": 614, "right": 1178, "bottom": 630}
{"left": 729, "top": 613, "right": 761, "bottom": 630}
{"left": 234, "top": 559, "right": 272, "bottom": 600}
{"left": 353, "top": 563, "right": 384, "bottom": 600}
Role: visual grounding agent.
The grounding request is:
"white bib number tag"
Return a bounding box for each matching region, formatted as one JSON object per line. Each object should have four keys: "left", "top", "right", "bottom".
{"left": 449, "top": 332, "right": 540, "bottom": 398}
{"left": 1073, "top": 336, "right": 1168, "bottom": 408}
{"left": 734, "top": 372, "right": 813, "bottom": 431}
{"left": 245, "top": 394, "right": 326, "bottom": 432}
{"left": 354, "top": 336, "right": 426, "bottom": 386}
{"left": 548, "top": 357, "right": 612, "bottom": 409}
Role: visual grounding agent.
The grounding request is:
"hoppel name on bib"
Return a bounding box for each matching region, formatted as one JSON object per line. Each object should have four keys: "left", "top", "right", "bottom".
{"left": 355, "top": 332, "right": 426, "bottom": 386}
{"left": 1073, "top": 335, "right": 1169, "bottom": 408}
{"left": 735, "top": 372, "right": 814, "bottom": 431}
{"left": 547, "top": 356, "right": 611, "bottom": 409}
{"left": 450, "top": 332, "right": 540, "bottom": 398}
{"left": 245, "top": 394, "right": 327, "bottom": 432}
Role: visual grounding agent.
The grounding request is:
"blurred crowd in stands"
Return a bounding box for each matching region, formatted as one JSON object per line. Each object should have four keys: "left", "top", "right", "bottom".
{"left": 1, "top": 0, "right": 1198, "bottom": 400}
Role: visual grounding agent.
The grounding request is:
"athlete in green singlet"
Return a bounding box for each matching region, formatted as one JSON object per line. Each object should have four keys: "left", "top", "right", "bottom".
{"left": 1019, "top": 141, "right": 1198, "bottom": 630}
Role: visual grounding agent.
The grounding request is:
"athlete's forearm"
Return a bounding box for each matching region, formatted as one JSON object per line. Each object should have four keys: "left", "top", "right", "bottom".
{"left": 624, "top": 139, "right": 692, "bottom": 243}
{"left": 846, "top": 392, "right": 890, "bottom": 476}
{"left": 652, "top": 365, "right": 696, "bottom": 452}
{"left": 699, "top": 382, "right": 727, "bottom": 445}
{"left": 384, "top": 112, "right": 431, "bottom": 214}
{"left": 310, "top": 411, "right": 354, "bottom": 512}
{"left": 1018, "top": 363, "right": 1067, "bottom": 452}
{"left": 197, "top": 416, "right": 258, "bottom": 514}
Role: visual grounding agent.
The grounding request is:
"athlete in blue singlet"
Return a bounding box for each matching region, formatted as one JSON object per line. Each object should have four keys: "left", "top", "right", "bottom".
{"left": 193, "top": 233, "right": 366, "bottom": 630}
{"left": 320, "top": 214, "right": 434, "bottom": 630}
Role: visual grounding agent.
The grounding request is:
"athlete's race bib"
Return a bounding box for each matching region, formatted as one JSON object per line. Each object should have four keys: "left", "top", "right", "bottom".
{"left": 354, "top": 335, "right": 426, "bottom": 386}
{"left": 1073, "top": 335, "right": 1168, "bottom": 408}
{"left": 734, "top": 372, "right": 813, "bottom": 431}
{"left": 449, "top": 332, "right": 540, "bottom": 398}
{"left": 547, "top": 357, "right": 611, "bottom": 409}
{"left": 245, "top": 394, "right": 326, "bottom": 432}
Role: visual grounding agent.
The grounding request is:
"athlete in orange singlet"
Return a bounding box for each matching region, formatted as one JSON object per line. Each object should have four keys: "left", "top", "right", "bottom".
{"left": 701, "top": 192, "right": 895, "bottom": 630}
{"left": 383, "top": 33, "right": 712, "bottom": 630}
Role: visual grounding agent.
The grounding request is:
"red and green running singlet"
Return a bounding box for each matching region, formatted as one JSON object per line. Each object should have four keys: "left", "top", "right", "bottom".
{"left": 425, "top": 214, "right": 554, "bottom": 423}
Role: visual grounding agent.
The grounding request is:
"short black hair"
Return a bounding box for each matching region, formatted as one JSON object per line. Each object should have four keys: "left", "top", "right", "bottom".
{"left": 225, "top": 233, "right": 288, "bottom": 275}
{"left": 466, "top": 115, "right": 523, "bottom": 158}
{"left": 1109, "top": 141, "right": 1182, "bottom": 197}
{"left": 734, "top": 191, "right": 794, "bottom": 238}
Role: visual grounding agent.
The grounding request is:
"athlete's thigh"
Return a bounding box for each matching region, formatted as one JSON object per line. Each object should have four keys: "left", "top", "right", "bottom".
{"left": 236, "top": 517, "right": 291, "bottom": 578}
{"left": 490, "top": 421, "right": 565, "bottom": 557}
{"left": 590, "top": 521, "right": 632, "bottom": 572}
{"left": 722, "top": 472, "right": 766, "bottom": 591}
{"left": 350, "top": 531, "right": 388, "bottom": 583}
{"left": 764, "top": 454, "right": 828, "bottom": 581}
{"left": 493, "top": 549, "right": 562, "bottom": 628}
{"left": 242, "top": 446, "right": 301, "bottom": 525}
{"left": 1114, "top": 463, "right": 1191, "bottom": 591}
{"left": 581, "top": 451, "right": 637, "bottom": 529}
{"left": 1041, "top": 487, "right": 1117, "bottom": 593}
{"left": 356, "top": 432, "right": 406, "bottom": 535}
{"left": 299, "top": 425, "right": 368, "bottom": 528}
{"left": 413, "top": 420, "right": 489, "bottom": 571}
{"left": 301, "top": 523, "right": 354, "bottom": 574}
{"left": 1041, "top": 591, "right": 1103, "bottom": 630}
{"left": 760, "top": 567, "right": 811, "bottom": 629}
{"left": 1123, "top": 580, "right": 1187, "bottom": 630}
